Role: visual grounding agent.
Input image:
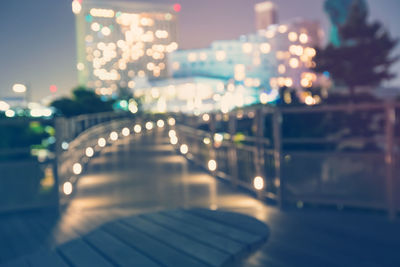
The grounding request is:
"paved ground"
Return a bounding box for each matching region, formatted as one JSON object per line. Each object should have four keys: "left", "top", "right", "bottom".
{"left": 1, "top": 131, "right": 400, "bottom": 266}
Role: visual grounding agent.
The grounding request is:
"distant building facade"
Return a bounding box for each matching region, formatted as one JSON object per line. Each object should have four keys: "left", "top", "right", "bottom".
{"left": 169, "top": 19, "right": 323, "bottom": 93}
{"left": 255, "top": 1, "right": 278, "bottom": 31}
{"left": 72, "top": 0, "right": 179, "bottom": 97}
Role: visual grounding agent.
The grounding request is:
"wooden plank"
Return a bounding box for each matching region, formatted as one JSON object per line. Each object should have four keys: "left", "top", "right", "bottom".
{"left": 163, "top": 210, "right": 260, "bottom": 244}
{"left": 123, "top": 216, "right": 231, "bottom": 267}
{"left": 0, "top": 218, "right": 17, "bottom": 263}
{"left": 84, "top": 229, "right": 161, "bottom": 267}
{"left": 141, "top": 212, "right": 244, "bottom": 256}
{"left": 26, "top": 249, "right": 69, "bottom": 267}
{"left": 189, "top": 209, "right": 270, "bottom": 237}
{"left": 0, "top": 217, "right": 34, "bottom": 260}
{"left": 57, "top": 239, "right": 113, "bottom": 267}
{"left": 102, "top": 221, "right": 209, "bottom": 267}
{"left": 24, "top": 214, "right": 56, "bottom": 249}
{"left": 0, "top": 258, "right": 29, "bottom": 267}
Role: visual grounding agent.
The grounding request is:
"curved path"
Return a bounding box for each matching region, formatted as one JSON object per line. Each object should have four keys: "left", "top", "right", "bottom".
{"left": 1, "top": 129, "right": 400, "bottom": 266}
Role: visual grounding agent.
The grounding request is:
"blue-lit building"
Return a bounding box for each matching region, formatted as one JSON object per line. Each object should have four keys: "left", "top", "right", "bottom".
{"left": 169, "top": 18, "right": 323, "bottom": 92}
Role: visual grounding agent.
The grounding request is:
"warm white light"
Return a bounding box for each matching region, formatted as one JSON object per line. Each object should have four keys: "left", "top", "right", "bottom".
{"left": 122, "top": 127, "right": 130, "bottom": 137}
{"left": 128, "top": 100, "right": 138, "bottom": 114}
{"left": 145, "top": 122, "right": 154, "bottom": 130}
{"left": 242, "top": 43, "right": 253, "bottom": 54}
{"left": 299, "top": 33, "right": 308, "bottom": 44}
{"left": 101, "top": 27, "right": 111, "bottom": 36}
{"left": 157, "top": 120, "right": 165, "bottom": 128}
{"left": 214, "top": 133, "right": 223, "bottom": 143}
{"left": 278, "top": 64, "right": 286, "bottom": 74}
{"left": 234, "top": 64, "right": 246, "bottom": 81}
{"left": 288, "top": 32, "right": 298, "bottom": 42}
{"left": 170, "top": 136, "right": 178, "bottom": 145}
{"left": 168, "top": 130, "right": 176, "bottom": 138}
{"left": 12, "top": 84, "right": 27, "bottom": 93}
{"left": 110, "top": 131, "right": 118, "bottom": 141}
{"left": 260, "top": 43, "right": 271, "bottom": 54}
{"left": 91, "top": 22, "right": 101, "bottom": 32}
{"left": 260, "top": 92, "right": 269, "bottom": 104}
{"left": 289, "top": 58, "right": 300, "bottom": 69}
{"left": 168, "top": 118, "right": 176, "bottom": 126}
{"left": 278, "top": 25, "right": 288, "bottom": 33}
{"left": 208, "top": 160, "right": 217, "bottom": 172}
{"left": 180, "top": 144, "right": 189, "bottom": 154}
{"left": 203, "top": 137, "right": 211, "bottom": 145}
{"left": 63, "top": 182, "right": 73, "bottom": 195}
{"left": 86, "top": 147, "right": 94, "bottom": 158}
{"left": 216, "top": 51, "right": 226, "bottom": 61}
{"left": 72, "top": 163, "right": 82, "bottom": 175}
{"left": 253, "top": 176, "right": 264, "bottom": 190}
{"left": 202, "top": 114, "right": 210, "bottom": 122}
{"left": 77, "top": 62, "right": 85, "bottom": 71}
{"left": 304, "top": 47, "right": 316, "bottom": 57}
{"left": 72, "top": 0, "right": 82, "bottom": 14}
{"left": 5, "top": 110, "right": 15, "bottom": 118}
{"left": 134, "top": 124, "right": 142, "bottom": 133}
{"left": 98, "top": 138, "right": 106, "bottom": 147}
{"left": 305, "top": 96, "right": 316, "bottom": 106}
{"left": 0, "top": 101, "right": 10, "bottom": 111}
{"left": 90, "top": 8, "right": 115, "bottom": 18}
{"left": 285, "top": 78, "right": 293, "bottom": 87}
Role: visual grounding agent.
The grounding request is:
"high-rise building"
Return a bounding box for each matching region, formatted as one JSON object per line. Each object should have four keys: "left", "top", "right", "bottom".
{"left": 72, "top": 0, "right": 179, "bottom": 97}
{"left": 169, "top": 19, "right": 322, "bottom": 92}
{"left": 255, "top": 1, "right": 278, "bottom": 31}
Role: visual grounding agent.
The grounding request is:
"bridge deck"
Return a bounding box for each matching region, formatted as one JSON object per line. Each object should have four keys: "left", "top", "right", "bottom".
{"left": 1, "top": 132, "right": 399, "bottom": 266}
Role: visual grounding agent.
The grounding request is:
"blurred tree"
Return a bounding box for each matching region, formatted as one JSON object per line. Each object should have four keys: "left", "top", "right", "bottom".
{"left": 51, "top": 87, "right": 114, "bottom": 117}
{"left": 314, "top": 0, "right": 399, "bottom": 100}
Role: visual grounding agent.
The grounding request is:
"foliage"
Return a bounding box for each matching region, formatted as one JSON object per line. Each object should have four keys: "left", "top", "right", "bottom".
{"left": 314, "top": 0, "right": 399, "bottom": 98}
{"left": 50, "top": 87, "right": 114, "bottom": 117}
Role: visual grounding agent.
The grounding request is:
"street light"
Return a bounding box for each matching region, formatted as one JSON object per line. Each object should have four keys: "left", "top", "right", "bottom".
{"left": 12, "top": 84, "right": 27, "bottom": 93}
{"left": 12, "top": 83, "right": 30, "bottom": 106}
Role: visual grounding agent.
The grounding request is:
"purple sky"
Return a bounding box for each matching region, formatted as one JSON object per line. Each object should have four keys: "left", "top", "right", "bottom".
{"left": 0, "top": 0, "right": 399, "bottom": 101}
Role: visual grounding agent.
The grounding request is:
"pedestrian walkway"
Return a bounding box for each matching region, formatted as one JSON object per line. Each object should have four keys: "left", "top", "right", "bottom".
{"left": 0, "top": 131, "right": 399, "bottom": 266}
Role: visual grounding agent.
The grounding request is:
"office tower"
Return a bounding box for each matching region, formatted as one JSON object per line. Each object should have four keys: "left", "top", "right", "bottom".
{"left": 170, "top": 19, "right": 322, "bottom": 92}
{"left": 72, "top": 0, "right": 179, "bottom": 97}
{"left": 255, "top": 1, "right": 278, "bottom": 31}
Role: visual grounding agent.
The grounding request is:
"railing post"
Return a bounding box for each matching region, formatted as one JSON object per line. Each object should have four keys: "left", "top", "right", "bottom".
{"left": 273, "top": 107, "right": 283, "bottom": 208}
{"left": 253, "top": 109, "right": 265, "bottom": 198}
{"left": 228, "top": 113, "right": 239, "bottom": 187}
{"left": 385, "top": 102, "right": 396, "bottom": 220}
{"left": 209, "top": 113, "right": 217, "bottom": 173}
{"left": 54, "top": 117, "right": 66, "bottom": 210}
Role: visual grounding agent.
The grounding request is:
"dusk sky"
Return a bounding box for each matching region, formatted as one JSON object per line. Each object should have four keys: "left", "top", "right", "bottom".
{"left": 1, "top": 0, "right": 399, "bottom": 101}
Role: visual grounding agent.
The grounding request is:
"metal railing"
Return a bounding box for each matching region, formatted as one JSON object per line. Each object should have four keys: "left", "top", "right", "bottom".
{"left": 55, "top": 113, "right": 168, "bottom": 205}
{"left": 170, "top": 102, "right": 399, "bottom": 219}
{"left": 54, "top": 102, "right": 399, "bottom": 219}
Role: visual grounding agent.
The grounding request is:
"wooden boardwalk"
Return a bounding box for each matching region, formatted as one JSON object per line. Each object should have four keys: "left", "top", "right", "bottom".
{"left": 0, "top": 132, "right": 399, "bottom": 266}
{"left": 0, "top": 209, "right": 268, "bottom": 267}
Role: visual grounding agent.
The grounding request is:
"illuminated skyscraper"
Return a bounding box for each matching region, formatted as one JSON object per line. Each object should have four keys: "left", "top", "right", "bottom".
{"left": 170, "top": 19, "right": 322, "bottom": 92}
{"left": 255, "top": 1, "right": 278, "bottom": 31}
{"left": 72, "top": 0, "right": 179, "bottom": 97}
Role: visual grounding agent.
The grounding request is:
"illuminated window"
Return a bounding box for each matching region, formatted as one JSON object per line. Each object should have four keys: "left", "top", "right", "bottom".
{"left": 288, "top": 32, "right": 298, "bottom": 42}
{"left": 260, "top": 43, "right": 271, "bottom": 54}
{"left": 216, "top": 51, "right": 226, "bottom": 61}
{"left": 299, "top": 33, "right": 308, "bottom": 44}
{"left": 289, "top": 58, "right": 300, "bottom": 69}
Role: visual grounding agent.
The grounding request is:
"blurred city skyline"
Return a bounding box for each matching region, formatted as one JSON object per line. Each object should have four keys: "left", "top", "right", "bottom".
{"left": 0, "top": 0, "right": 399, "bottom": 101}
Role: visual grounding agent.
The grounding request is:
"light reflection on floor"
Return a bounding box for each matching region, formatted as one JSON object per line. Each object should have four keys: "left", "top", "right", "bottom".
{"left": 52, "top": 132, "right": 274, "bottom": 245}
